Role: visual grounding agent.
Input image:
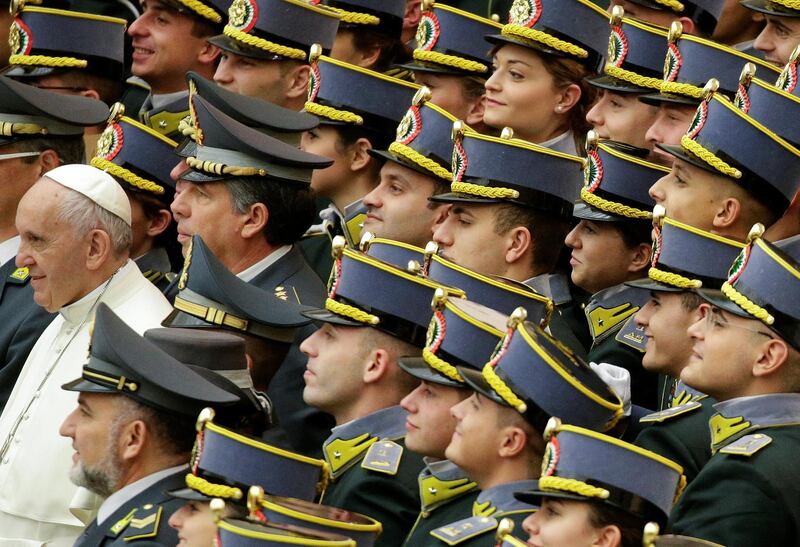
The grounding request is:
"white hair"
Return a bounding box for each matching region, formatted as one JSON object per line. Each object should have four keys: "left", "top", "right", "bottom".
{"left": 55, "top": 185, "right": 132, "bottom": 257}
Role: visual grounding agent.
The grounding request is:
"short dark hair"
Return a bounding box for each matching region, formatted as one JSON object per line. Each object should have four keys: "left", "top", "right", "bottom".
{"left": 121, "top": 397, "right": 196, "bottom": 456}
{"left": 347, "top": 27, "right": 409, "bottom": 73}
{"left": 588, "top": 502, "right": 646, "bottom": 547}
{"left": 225, "top": 177, "right": 317, "bottom": 246}
{"left": 680, "top": 291, "right": 704, "bottom": 312}
{"left": 17, "top": 136, "right": 85, "bottom": 165}
{"left": 608, "top": 219, "right": 652, "bottom": 250}
{"left": 37, "top": 70, "right": 124, "bottom": 104}
{"left": 493, "top": 204, "right": 571, "bottom": 273}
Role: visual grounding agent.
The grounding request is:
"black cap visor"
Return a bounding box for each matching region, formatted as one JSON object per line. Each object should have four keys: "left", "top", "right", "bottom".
{"left": 398, "top": 356, "right": 465, "bottom": 388}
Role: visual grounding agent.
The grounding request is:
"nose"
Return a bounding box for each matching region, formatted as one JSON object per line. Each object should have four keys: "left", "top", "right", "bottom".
{"left": 15, "top": 244, "right": 33, "bottom": 269}
{"left": 58, "top": 407, "right": 78, "bottom": 439}
{"left": 484, "top": 69, "right": 501, "bottom": 93}
{"left": 585, "top": 99, "right": 604, "bottom": 129}
{"left": 522, "top": 510, "right": 541, "bottom": 536}
{"left": 688, "top": 303, "right": 710, "bottom": 341}
{"left": 753, "top": 27, "right": 774, "bottom": 55}
{"left": 432, "top": 214, "right": 454, "bottom": 247}
{"left": 362, "top": 184, "right": 382, "bottom": 209}
{"left": 170, "top": 184, "right": 189, "bottom": 220}
{"left": 635, "top": 299, "right": 654, "bottom": 328}
{"left": 564, "top": 223, "right": 580, "bottom": 249}
{"left": 400, "top": 384, "right": 422, "bottom": 414}
{"left": 299, "top": 329, "right": 319, "bottom": 358}
{"left": 127, "top": 13, "right": 147, "bottom": 38}
{"left": 213, "top": 57, "right": 233, "bottom": 85}
{"left": 450, "top": 397, "right": 467, "bottom": 420}
{"left": 168, "top": 504, "right": 188, "bottom": 530}
{"left": 649, "top": 173, "right": 668, "bottom": 203}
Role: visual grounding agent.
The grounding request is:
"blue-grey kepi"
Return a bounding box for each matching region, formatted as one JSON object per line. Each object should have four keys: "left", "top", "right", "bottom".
{"left": 514, "top": 420, "right": 685, "bottom": 525}
{"left": 735, "top": 62, "right": 800, "bottom": 147}
{"left": 459, "top": 311, "right": 624, "bottom": 432}
{"left": 624, "top": 0, "right": 725, "bottom": 35}
{"left": 741, "top": 0, "right": 800, "bottom": 17}
{"left": 316, "top": 0, "right": 405, "bottom": 39}
{"left": 698, "top": 223, "right": 800, "bottom": 351}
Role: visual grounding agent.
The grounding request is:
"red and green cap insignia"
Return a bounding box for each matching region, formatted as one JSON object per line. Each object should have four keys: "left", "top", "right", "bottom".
{"left": 9, "top": 18, "right": 32, "bottom": 56}
{"left": 396, "top": 105, "right": 422, "bottom": 145}
{"left": 416, "top": 11, "right": 440, "bottom": 52}
{"left": 583, "top": 149, "right": 603, "bottom": 192}
{"left": 685, "top": 100, "right": 708, "bottom": 140}
{"left": 607, "top": 26, "right": 628, "bottom": 68}
{"left": 541, "top": 436, "right": 560, "bottom": 477}
{"left": 426, "top": 310, "right": 447, "bottom": 353}
{"left": 509, "top": 0, "right": 542, "bottom": 28}
{"left": 733, "top": 84, "right": 750, "bottom": 114}
{"left": 727, "top": 245, "right": 751, "bottom": 285}
{"left": 95, "top": 123, "right": 124, "bottom": 161}
{"left": 663, "top": 42, "right": 682, "bottom": 82}
{"left": 777, "top": 62, "right": 798, "bottom": 94}
{"left": 452, "top": 139, "right": 468, "bottom": 182}
{"left": 228, "top": 0, "right": 258, "bottom": 32}
{"left": 650, "top": 225, "right": 663, "bottom": 268}
{"left": 308, "top": 62, "right": 321, "bottom": 102}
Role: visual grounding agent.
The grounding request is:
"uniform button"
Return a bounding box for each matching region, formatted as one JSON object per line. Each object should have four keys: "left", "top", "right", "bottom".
{"left": 159, "top": 120, "right": 167, "bottom": 128}
{"left": 428, "top": 487, "right": 437, "bottom": 495}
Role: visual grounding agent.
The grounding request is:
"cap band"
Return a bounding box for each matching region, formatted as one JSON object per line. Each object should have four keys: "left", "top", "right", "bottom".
{"left": 222, "top": 25, "right": 306, "bottom": 60}
{"left": 388, "top": 140, "right": 451, "bottom": 180}
{"left": 604, "top": 64, "right": 662, "bottom": 91}
{"left": 412, "top": 49, "right": 487, "bottom": 73}
{"left": 501, "top": 23, "right": 588, "bottom": 59}
{"left": 451, "top": 181, "right": 520, "bottom": 200}
{"left": 325, "top": 5, "right": 379, "bottom": 25}
{"left": 680, "top": 134, "right": 743, "bottom": 179}
{"left": 304, "top": 101, "right": 364, "bottom": 125}
{"left": 579, "top": 187, "right": 651, "bottom": 219}
{"left": 90, "top": 157, "right": 166, "bottom": 195}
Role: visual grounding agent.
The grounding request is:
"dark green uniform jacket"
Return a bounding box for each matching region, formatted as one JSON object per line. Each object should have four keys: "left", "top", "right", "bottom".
{"left": 321, "top": 406, "right": 426, "bottom": 547}
{"left": 138, "top": 90, "right": 190, "bottom": 140}
{"left": 669, "top": 394, "right": 800, "bottom": 546}
{"left": 0, "top": 258, "right": 55, "bottom": 412}
{"left": 426, "top": 480, "right": 538, "bottom": 546}
{"left": 73, "top": 468, "right": 186, "bottom": 546}
{"left": 403, "top": 459, "right": 479, "bottom": 546}
{"left": 635, "top": 384, "right": 716, "bottom": 485}
{"left": 525, "top": 273, "right": 591, "bottom": 359}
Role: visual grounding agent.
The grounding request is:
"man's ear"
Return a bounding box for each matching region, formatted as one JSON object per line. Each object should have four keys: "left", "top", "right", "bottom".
{"left": 677, "top": 16, "right": 696, "bottom": 35}
{"left": 350, "top": 138, "right": 373, "bottom": 172}
{"left": 286, "top": 64, "right": 311, "bottom": 100}
{"left": 353, "top": 46, "right": 382, "bottom": 69}
{"left": 86, "top": 228, "right": 115, "bottom": 270}
{"left": 753, "top": 337, "right": 791, "bottom": 380}
{"left": 119, "top": 419, "right": 149, "bottom": 463}
{"left": 240, "top": 202, "right": 269, "bottom": 240}
{"left": 504, "top": 226, "right": 533, "bottom": 265}
{"left": 79, "top": 88, "right": 101, "bottom": 101}
{"left": 197, "top": 42, "right": 221, "bottom": 67}
{"left": 591, "top": 525, "right": 623, "bottom": 547}
{"left": 497, "top": 425, "right": 529, "bottom": 458}
{"left": 37, "top": 148, "right": 62, "bottom": 174}
{"left": 628, "top": 242, "right": 652, "bottom": 274}
{"left": 712, "top": 197, "right": 742, "bottom": 232}
{"left": 464, "top": 94, "right": 486, "bottom": 126}
{"left": 145, "top": 208, "right": 173, "bottom": 238}
{"left": 363, "top": 348, "right": 392, "bottom": 384}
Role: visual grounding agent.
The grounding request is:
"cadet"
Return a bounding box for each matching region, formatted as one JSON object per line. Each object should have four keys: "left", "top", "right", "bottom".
{"left": 669, "top": 226, "right": 800, "bottom": 545}
{"left": 299, "top": 50, "right": 419, "bottom": 278}
{"left": 433, "top": 310, "right": 623, "bottom": 546}
{"left": 398, "top": 281, "right": 552, "bottom": 545}
{"left": 399, "top": 1, "right": 501, "bottom": 126}
{"left": 609, "top": 0, "right": 724, "bottom": 36}
{"left": 300, "top": 239, "right": 459, "bottom": 546}
{"left": 745, "top": 0, "right": 800, "bottom": 66}
{"left": 91, "top": 104, "right": 180, "bottom": 290}
{"left": 361, "top": 88, "right": 455, "bottom": 247}
{"left": 5, "top": 4, "right": 127, "bottom": 105}
{"left": 0, "top": 77, "right": 107, "bottom": 411}
{"left": 211, "top": 0, "right": 339, "bottom": 109}
{"left": 483, "top": 0, "right": 609, "bottom": 153}
{"left": 128, "top": 0, "right": 228, "bottom": 138}
{"left": 585, "top": 7, "right": 667, "bottom": 154}
{"left": 60, "top": 304, "right": 238, "bottom": 547}
{"left": 641, "top": 21, "right": 779, "bottom": 165}
{"left": 430, "top": 125, "right": 590, "bottom": 355}
{"left": 630, "top": 207, "right": 744, "bottom": 483}
{"left": 318, "top": 0, "right": 408, "bottom": 72}
{"left": 566, "top": 134, "right": 668, "bottom": 409}
{"left": 515, "top": 420, "right": 686, "bottom": 547}
{"left": 651, "top": 79, "right": 800, "bottom": 239}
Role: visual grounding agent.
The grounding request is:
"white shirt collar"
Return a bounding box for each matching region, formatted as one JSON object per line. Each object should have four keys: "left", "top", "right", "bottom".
{"left": 539, "top": 130, "right": 577, "bottom": 155}
{"left": 97, "top": 464, "right": 187, "bottom": 525}
{"left": 0, "top": 235, "right": 20, "bottom": 266}
{"left": 237, "top": 245, "right": 292, "bottom": 283}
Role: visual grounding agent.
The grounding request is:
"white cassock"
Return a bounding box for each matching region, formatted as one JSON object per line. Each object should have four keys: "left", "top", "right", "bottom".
{"left": 0, "top": 260, "right": 173, "bottom": 546}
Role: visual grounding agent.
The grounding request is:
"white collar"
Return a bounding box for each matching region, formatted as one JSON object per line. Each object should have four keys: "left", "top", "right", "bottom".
{"left": 237, "top": 245, "right": 292, "bottom": 283}
{"left": 539, "top": 130, "right": 576, "bottom": 155}
{"left": 0, "top": 235, "right": 20, "bottom": 266}
{"left": 97, "top": 464, "right": 187, "bottom": 525}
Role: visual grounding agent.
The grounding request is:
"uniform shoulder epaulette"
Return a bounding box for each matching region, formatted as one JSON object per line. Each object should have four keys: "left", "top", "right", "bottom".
{"left": 121, "top": 504, "right": 164, "bottom": 542}
{"left": 430, "top": 515, "right": 499, "bottom": 545}
{"left": 142, "top": 270, "right": 164, "bottom": 284}
{"left": 164, "top": 272, "right": 178, "bottom": 284}
{"left": 361, "top": 439, "right": 404, "bottom": 476}
{"left": 614, "top": 315, "right": 647, "bottom": 352}
{"left": 639, "top": 401, "right": 703, "bottom": 423}
{"left": 719, "top": 432, "right": 772, "bottom": 457}
{"left": 7, "top": 267, "right": 30, "bottom": 284}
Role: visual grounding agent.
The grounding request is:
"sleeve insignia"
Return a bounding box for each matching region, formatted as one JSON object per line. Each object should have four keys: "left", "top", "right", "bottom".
{"left": 639, "top": 401, "right": 702, "bottom": 423}
{"left": 360, "top": 439, "right": 403, "bottom": 476}
{"left": 430, "top": 515, "right": 499, "bottom": 545}
{"left": 614, "top": 316, "right": 647, "bottom": 352}
{"left": 719, "top": 433, "right": 772, "bottom": 457}
{"left": 121, "top": 506, "right": 163, "bottom": 541}
{"left": 8, "top": 267, "right": 30, "bottom": 284}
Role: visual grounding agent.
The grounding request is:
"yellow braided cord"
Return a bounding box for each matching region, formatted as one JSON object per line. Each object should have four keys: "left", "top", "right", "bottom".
{"left": 773, "top": 0, "right": 800, "bottom": 8}
{"left": 501, "top": 24, "right": 588, "bottom": 59}
{"left": 317, "top": 461, "right": 331, "bottom": 497}
{"left": 660, "top": 80, "right": 704, "bottom": 99}
{"left": 580, "top": 187, "right": 651, "bottom": 219}
{"left": 179, "top": 0, "right": 222, "bottom": 23}
{"left": 90, "top": 157, "right": 166, "bottom": 195}
{"left": 178, "top": 116, "right": 195, "bottom": 138}
{"left": 185, "top": 156, "right": 268, "bottom": 177}
{"left": 223, "top": 26, "right": 306, "bottom": 60}
{"left": 304, "top": 102, "right": 364, "bottom": 125}
{"left": 9, "top": 54, "right": 87, "bottom": 68}
{"left": 721, "top": 282, "right": 775, "bottom": 325}
{"left": 538, "top": 476, "right": 610, "bottom": 499}
{"left": 412, "top": 49, "right": 487, "bottom": 73}
{"left": 652, "top": 0, "right": 685, "bottom": 11}
{"left": 388, "top": 141, "right": 452, "bottom": 180}
{"left": 603, "top": 406, "right": 625, "bottom": 432}
{"left": 325, "top": 6, "right": 380, "bottom": 25}
{"left": 325, "top": 297, "right": 380, "bottom": 325}
{"left": 674, "top": 474, "right": 687, "bottom": 503}
{"left": 482, "top": 363, "right": 527, "bottom": 413}
{"left": 451, "top": 181, "right": 520, "bottom": 199}
{"left": 680, "top": 135, "right": 742, "bottom": 179}
{"left": 422, "top": 347, "right": 464, "bottom": 382}
{"left": 604, "top": 64, "right": 662, "bottom": 91}
{"left": 648, "top": 266, "right": 702, "bottom": 289}
{"left": 184, "top": 473, "right": 243, "bottom": 500}
{"left": 0, "top": 121, "right": 46, "bottom": 136}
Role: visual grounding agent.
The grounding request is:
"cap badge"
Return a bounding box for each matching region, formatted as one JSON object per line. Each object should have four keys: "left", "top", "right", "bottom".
{"left": 733, "top": 85, "right": 750, "bottom": 114}
{"left": 95, "top": 123, "right": 124, "bottom": 161}
{"left": 416, "top": 10, "right": 440, "bottom": 51}
{"left": 777, "top": 62, "right": 798, "bottom": 94}
{"left": 650, "top": 224, "right": 663, "bottom": 268}
{"left": 308, "top": 62, "right": 321, "bottom": 102}
{"left": 583, "top": 148, "right": 603, "bottom": 192}
{"left": 396, "top": 106, "right": 422, "bottom": 145}
{"left": 607, "top": 25, "right": 628, "bottom": 68}
{"left": 452, "top": 139, "right": 468, "bottom": 182}
{"left": 509, "top": 0, "right": 542, "bottom": 28}
{"left": 541, "top": 436, "right": 560, "bottom": 477}
{"left": 727, "top": 245, "right": 751, "bottom": 285}
{"left": 228, "top": 0, "right": 258, "bottom": 32}
{"left": 663, "top": 42, "right": 682, "bottom": 82}
{"left": 685, "top": 100, "right": 708, "bottom": 140}
{"left": 9, "top": 18, "right": 32, "bottom": 57}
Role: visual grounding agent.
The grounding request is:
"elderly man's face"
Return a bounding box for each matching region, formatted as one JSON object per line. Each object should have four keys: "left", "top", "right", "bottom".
{"left": 15, "top": 180, "right": 96, "bottom": 312}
